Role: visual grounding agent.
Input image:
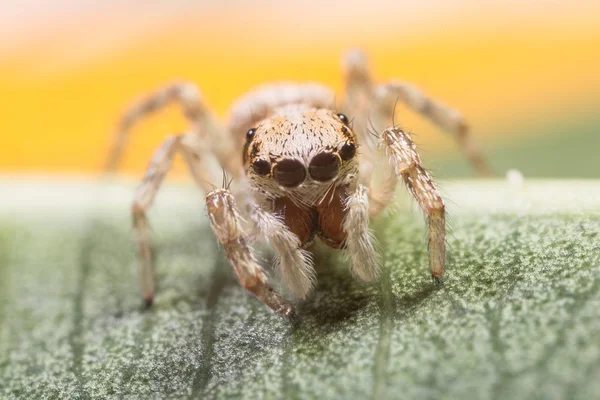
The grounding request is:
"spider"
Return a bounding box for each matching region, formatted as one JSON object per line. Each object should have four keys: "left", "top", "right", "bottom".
{"left": 105, "top": 50, "right": 489, "bottom": 319}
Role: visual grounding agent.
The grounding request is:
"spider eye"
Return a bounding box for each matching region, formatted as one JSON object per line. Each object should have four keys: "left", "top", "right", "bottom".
{"left": 339, "top": 143, "right": 356, "bottom": 161}
{"left": 246, "top": 128, "right": 256, "bottom": 141}
{"left": 337, "top": 113, "right": 349, "bottom": 125}
{"left": 252, "top": 159, "right": 271, "bottom": 176}
{"left": 273, "top": 159, "right": 306, "bottom": 187}
{"left": 309, "top": 152, "right": 340, "bottom": 182}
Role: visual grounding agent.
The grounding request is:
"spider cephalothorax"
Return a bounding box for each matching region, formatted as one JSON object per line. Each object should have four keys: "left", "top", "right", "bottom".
{"left": 245, "top": 106, "right": 358, "bottom": 201}
{"left": 107, "top": 50, "right": 489, "bottom": 318}
{"left": 243, "top": 105, "right": 361, "bottom": 255}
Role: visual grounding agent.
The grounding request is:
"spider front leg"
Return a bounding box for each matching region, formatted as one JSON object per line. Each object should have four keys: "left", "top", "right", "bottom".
{"left": 205, "top": 190, "right": 295, "bottom": 319}
{"left": 341, "top": 49, "right": 491, "bottom": 177}
{"left": 379, "top": 127, "right": 446, "bottom": 281}
{"left": 250, "top": 205, "right": 316, "bottom": 300}
{"left": 343, "top": 185, "right": 381, "bottom": 281}
{"left": 132, "top": 133, "right": 215, "bottom": 305}
{"left": 376, "top": 82, "right": 491, "bottom": 176}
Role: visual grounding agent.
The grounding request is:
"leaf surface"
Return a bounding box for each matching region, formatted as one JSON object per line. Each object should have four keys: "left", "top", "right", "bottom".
{"left": 0, "top": 180, "right": 599, "bottom": 399}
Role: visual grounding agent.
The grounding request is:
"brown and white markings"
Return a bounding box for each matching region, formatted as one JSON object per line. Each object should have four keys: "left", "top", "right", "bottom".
{"left": 107, "top": 50, "right": 489, "bottom": 318}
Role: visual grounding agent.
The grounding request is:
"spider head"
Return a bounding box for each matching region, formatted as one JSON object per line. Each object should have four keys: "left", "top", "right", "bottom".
{"left": 243, "top": 106, "right": 358, "bottom": 197}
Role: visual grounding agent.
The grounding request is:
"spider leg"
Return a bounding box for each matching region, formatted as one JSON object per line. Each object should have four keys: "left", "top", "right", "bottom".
{"left": 378, "top": 127, "right": 446, "bottom": 281}
{"left": 205, "top": 189, "right": 295, "bottom": 319}
{"left": 343, "top": 184, "right": 381, "bottom": 281}
{"left": 340, "top": 50, "right": 375, "bottom": 120}
{"left": 250, "top": 205, "right": 316, "bottom": 300}
{"left": 106, "top": 81, "right": 239, "bottom": 175}
{"left": 340, "top": 49, "right": 490, "bottom": 177}
{"left": 375, "top": 81, "right": 491, "bottom": 176}
{"left": 340, "top": 50, "right": 379, "bottom": 157}
{"left": 132, "top": 133, "right": 214, "bottom": 305}
{"left": 366, "top": 170, "right": 398, "bottom": 217}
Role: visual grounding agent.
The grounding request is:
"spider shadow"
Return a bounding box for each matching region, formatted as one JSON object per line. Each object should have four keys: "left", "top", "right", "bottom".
{"left": 102, "top": 217, "right": 442, "bottom": 327}
{"left": 293, "top": 244, "right": 378, "bottom": 327}
{"left": 293, "top": 241, "right": 444, "bottom": 330}
{"left": 392, "top": 282, "right": 442, "bottom": 321}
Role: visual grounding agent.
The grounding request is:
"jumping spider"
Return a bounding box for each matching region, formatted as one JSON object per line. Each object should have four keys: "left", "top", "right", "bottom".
{"left": 106, "top": 50, "right": 489, "bottom": 319}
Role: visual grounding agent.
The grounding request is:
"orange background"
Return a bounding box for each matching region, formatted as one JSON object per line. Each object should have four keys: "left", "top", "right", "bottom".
{"left": 1, "top": 1, "right": 599, "bottom": 176}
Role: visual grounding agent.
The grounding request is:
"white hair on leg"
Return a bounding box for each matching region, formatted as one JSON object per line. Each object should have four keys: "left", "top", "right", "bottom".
{"left": 206, "top": 189, "right": 295, "bottom": 318}
{"left": 342, "top": 184, "right": 381, "bottom": 281}
{"left": 380, "top": 127, "right": 446, "bottom": 281}
{"left": 375, "top": 81, "right": 491, "bottom": 176}
{"left": 251, "top": 206, "right": 316, "bottom": 299}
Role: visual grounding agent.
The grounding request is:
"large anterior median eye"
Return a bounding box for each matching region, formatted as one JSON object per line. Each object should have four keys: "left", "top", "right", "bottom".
{"left": 273, "top": 159, "right": 306, "bottom": 187}
{"left": 309, "top": 152, "right": 340, "bottom": 182}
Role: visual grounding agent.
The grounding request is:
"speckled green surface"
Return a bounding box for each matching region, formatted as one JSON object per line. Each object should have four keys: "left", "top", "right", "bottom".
{"left": 0, "top": 181, "right": 599, "bottom": 399}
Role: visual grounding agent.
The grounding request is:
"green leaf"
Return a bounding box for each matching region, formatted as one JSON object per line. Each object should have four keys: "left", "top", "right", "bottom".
{"left": 0, "top": 180, "right": 599, "bottom": 399}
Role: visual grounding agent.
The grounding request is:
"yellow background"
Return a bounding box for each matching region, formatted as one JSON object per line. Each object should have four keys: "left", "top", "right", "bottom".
{"left": 1, "top": 1, "right": 599, "bottom": 175}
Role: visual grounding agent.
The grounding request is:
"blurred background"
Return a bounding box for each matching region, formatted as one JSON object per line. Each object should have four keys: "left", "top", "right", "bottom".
{"left": 1, "top": 0, "right": 599, "bottom": 179}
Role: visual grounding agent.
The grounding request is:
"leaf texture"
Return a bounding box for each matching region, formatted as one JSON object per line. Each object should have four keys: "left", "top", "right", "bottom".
{"left": 0, "top": 180, "right": 599, "bottom": 399}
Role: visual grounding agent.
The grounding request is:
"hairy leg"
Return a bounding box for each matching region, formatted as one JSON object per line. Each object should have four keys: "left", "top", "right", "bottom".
{"left": 206, "top": 189, "right": 295, "bottom": 318}
{"left": 343, "top": 184, "right": 381, "bottom": 281}
{"left": 376, "top": 81, "right": 491, "bottom": 176}
{"left": 340, "top": 49, "right": 490, "bottom": 177}
{"left": 132, "top": 133, "right": 214, "bottom": 305}
{"left": 106, "top": 81, "right": 239, "bottom": 174}
{"left": 250, "top": 205, "right": 316, "bottom": 300}
{"left": 340, "top": 50, "right": 379, "bottom": 158}
{"left": 379, "top": 127, "right": 446, "bottom": 281}
{"left": 340, "top": 52, "right": 397, "bottom": 214}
